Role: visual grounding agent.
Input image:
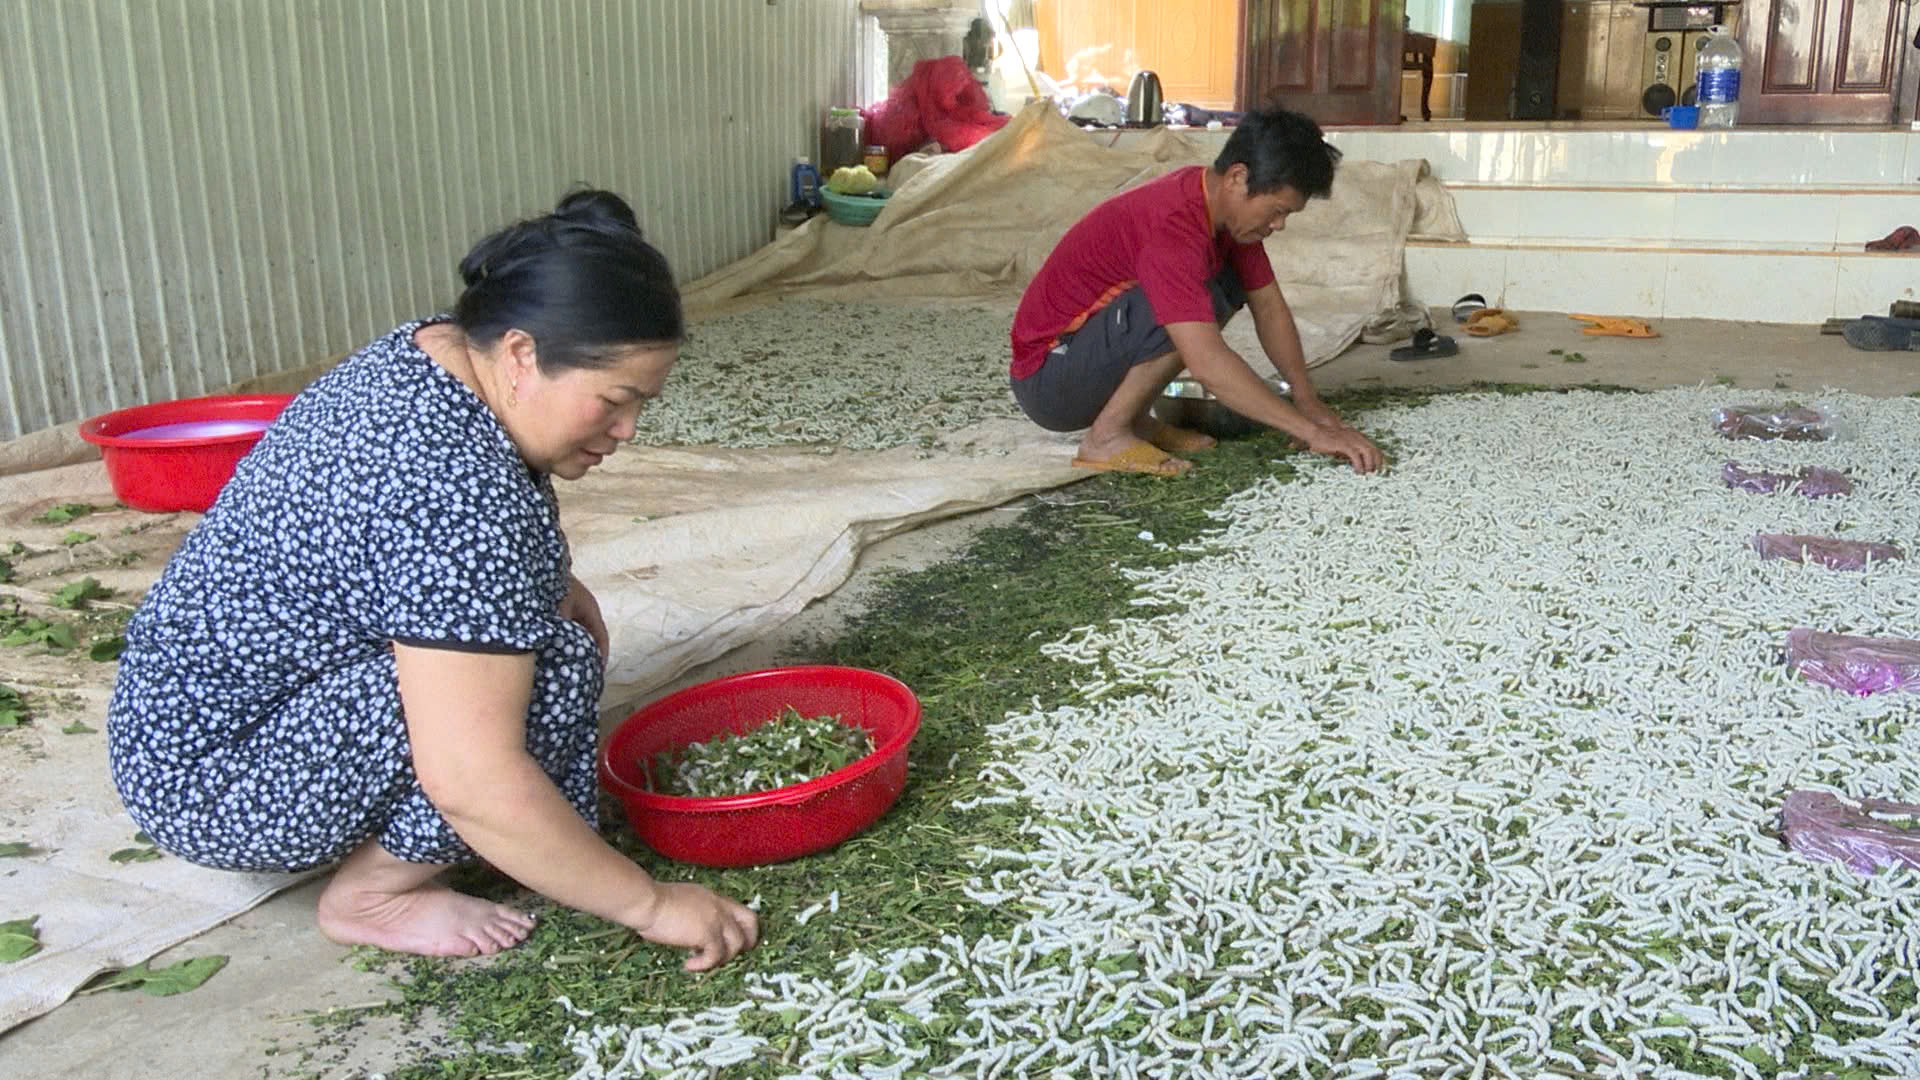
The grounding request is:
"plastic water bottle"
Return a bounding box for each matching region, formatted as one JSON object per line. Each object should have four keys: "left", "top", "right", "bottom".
{"left": 789, "top": 156, "right": 821, "bottom": 208}
{"left": 1695, "top": 25, "right": 1742, "bottom": 128}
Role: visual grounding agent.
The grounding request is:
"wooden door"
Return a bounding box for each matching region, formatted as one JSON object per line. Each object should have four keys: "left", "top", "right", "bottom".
{"left": 1736, "top": 0, "right": 1910, "bottom": 122}
{"left": 1243, "top": 0, "right": 1407, "bottom": 124}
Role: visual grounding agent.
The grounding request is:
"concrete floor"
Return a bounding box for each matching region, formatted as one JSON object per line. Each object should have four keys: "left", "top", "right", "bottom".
{"left": 4, "top": 312, "right": 1915, "bottom": 1080}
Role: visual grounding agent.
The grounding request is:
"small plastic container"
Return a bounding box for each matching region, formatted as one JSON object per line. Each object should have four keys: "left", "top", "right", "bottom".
{"left": 79, "top": 393, "right": 293, "bottom": 512}
{"left": 788, "top": 156, "right": 822, "bottom": 208}
{"left": 1664, "top": 105, "right": 1699, "bottom": 130}
{"left": 862, "top": 144, "right": 890, "bottom": 177}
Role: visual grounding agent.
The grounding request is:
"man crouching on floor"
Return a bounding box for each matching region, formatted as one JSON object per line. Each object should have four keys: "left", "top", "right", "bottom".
{"left": 1008, "top": 107, "right": 1384, "bottom": 477}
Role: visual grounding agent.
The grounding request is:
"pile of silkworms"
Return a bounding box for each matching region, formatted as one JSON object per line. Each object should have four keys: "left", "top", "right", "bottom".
{"left": 566, "top": 388, "right": 1920, "bottom": 1079}
{"left": 632, "top": 301, "right": 1023, "bottom": 453}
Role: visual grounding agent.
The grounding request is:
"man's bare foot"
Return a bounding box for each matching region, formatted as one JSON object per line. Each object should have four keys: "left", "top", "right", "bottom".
{"left": 1134, "top": 417, "right": 1217, "bottom": 454}
{"left": 1070, "top": 436, "right": 1191, "bottom": 476}
{"left": 317, "top": 878, "right": 535, "bottom": 957}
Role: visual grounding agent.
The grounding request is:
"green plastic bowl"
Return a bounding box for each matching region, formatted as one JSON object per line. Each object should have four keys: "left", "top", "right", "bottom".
{"left": 821, "top": 187, "right": 890, "bottom": 227}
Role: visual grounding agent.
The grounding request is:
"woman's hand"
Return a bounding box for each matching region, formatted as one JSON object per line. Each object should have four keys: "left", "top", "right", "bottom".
{"left": 628, "top": 881, "right": 761, "bottom": 972}
{"left": 558, "top": 576, "right": 608, "bottom": 662}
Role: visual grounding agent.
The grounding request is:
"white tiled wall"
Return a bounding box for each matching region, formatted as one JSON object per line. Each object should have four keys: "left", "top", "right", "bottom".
{"left": 1327, "top": 128, "right": 1919, "bottom": 187}
{"left": 1408, "top": 245, "right": 1915, "bottom": 323}
{"left": 1448, "top": 188, "right": 1919, "bottom": 249}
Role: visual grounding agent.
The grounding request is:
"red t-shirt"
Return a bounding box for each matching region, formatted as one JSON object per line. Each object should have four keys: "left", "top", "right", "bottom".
{"left": 1009, "top": 166, "right": 1277, "bottom": 379}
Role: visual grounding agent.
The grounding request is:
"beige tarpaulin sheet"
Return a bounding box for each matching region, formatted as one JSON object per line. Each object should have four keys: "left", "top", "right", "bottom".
{"left": 683, "top": 101, "right": 1466, "bottom": 366}
{"left": 0, "top": 420, "right": 1084, "bottom": 1032}
{"left": 0, "top": 100, "right": 1461, "bottom": 1032}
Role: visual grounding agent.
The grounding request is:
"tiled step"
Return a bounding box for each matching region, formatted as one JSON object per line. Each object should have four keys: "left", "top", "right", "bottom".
{"left": 1327, "top": 126, "right": 1919, "bottom": 188}
{"left": 1406, "top": 240, "right": 1917, "bottom": 323}
{"left": 1445, "top": 185, "right": 1919, "bottom": 249}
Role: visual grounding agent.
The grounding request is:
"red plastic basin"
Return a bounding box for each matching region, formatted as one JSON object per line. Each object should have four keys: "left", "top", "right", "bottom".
{"left": 78, "top": 394, "right": 294, "bottom": 513}
{"left": 601, "top": 666, "right": 921, "bottom": 867}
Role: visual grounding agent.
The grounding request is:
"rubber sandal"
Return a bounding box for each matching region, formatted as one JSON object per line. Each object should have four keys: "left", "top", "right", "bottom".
{"left": 1071, "top": 441, "right": 1192, "bottom": 477}
{"left": 1569, "top": 313, "right": 1658, "bottom": 338}
{"left": 1842, "top": 315, "right": 1920, "bottom": 351}
{"left": 1462, "top": 308, "right": 1518, "bottom": 337}
{"left": 1146, "top": 424, "right": 1218, "bottom": 454}
{"left": 1390, "top": 327, "right": 1459, "bottom": 361}
{"left": 1451, "top": 293, "right": 1488, "bottom": 323}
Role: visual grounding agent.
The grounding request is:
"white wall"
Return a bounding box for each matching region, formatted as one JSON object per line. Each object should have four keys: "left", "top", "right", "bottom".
{"left": 0, "top": 0, "right": 879, "bottom": 441}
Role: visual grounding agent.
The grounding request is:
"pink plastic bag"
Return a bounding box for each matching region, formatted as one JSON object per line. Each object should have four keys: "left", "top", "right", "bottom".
{"left": 1785, "top": 627, "right": 1920, "bottom": 695}
{"left": 1781, "top": 790, "right": 1920, "bottom": 874}
{"left": 1751, "top": 533, "right": 1902, "bottom": 570}
{"left": 1713, "top": 404, "right": 1833, "bottom": 441}
{"left": 1721, "top": 462, "right": 1853, "bottom": 498}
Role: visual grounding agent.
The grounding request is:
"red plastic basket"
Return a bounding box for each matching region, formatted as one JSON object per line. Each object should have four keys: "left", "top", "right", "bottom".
{"left": 600, "top": 666, "right": 921, "bottom": 867}
{"left": 78, "top": 394, "right": 294, "bottom": 513}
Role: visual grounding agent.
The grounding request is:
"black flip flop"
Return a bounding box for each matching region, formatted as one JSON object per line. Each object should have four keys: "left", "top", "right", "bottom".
{"left": 1843, "top": 315, "right": 1920, "bottom": 351}
{"left": 1451, "top": 293, "right": 1488, "bottom": 323}
{"left": 1390, "top": 327, "right": 1459, "bottom": 361}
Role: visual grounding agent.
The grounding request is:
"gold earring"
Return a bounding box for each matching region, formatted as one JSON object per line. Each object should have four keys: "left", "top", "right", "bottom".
{"left": 508, "top": 382, "right": 519, "bottom": 408}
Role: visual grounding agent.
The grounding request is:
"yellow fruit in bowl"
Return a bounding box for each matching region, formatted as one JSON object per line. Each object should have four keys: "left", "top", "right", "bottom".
{"left": 826, "top": 164, "right": 879, "bottom": 195}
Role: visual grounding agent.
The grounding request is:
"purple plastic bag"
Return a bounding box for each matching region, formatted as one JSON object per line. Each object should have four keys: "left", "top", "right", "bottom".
{"left": 1713, "top": 404, "right": 1833, "bottom": 441}
{"left": 1793, "top": 466, "right": 1853, "bottom": 498}
{"left": 1751, "top": 533, "right": 1902, "bottom": 570}
{"left": 1721, "top": 462, "right": 1853, "bottom": 498}
{"left": 1785, "top": 627, "right": 1920, "bottom": 695}
{"left": 1722, "top": 461, "right": 1793, "bottom": 493}
{"left": 1781, "top": 790, "right": 1920, "bottom": 874}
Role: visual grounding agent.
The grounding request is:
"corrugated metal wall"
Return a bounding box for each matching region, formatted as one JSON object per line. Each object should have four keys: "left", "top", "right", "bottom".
{"left": 0, "top": 0, "right": 880, "bottom": 441}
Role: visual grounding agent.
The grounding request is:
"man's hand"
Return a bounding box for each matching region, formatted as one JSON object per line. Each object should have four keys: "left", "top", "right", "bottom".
{"left": 1294, "top": 395, "right": 1353, "bottom": 431}
{"left": 558, "top": 576, "right": 609, "bottom": 662}
{"left": 1304, "top": 424, "right": 1385, "bottom": 474}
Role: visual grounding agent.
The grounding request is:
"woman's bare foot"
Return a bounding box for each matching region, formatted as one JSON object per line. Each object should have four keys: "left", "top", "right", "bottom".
{"left": 315, "top": 839, "right": 535, "bottom": 957}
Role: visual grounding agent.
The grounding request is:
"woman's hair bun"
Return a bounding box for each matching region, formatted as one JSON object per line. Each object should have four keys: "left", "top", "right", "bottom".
{"left": 553, "top": 188, "right": 641, "bottom": 236}
{"left": 456, "top": 189, "right": 645, "bottom": 287}
{"left": 450, "top": 185, "right": 681, "bottom": 373}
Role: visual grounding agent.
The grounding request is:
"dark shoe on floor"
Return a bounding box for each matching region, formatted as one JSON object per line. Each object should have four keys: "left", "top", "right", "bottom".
{"left": 1450, "top": 293, "right": 1488, "bottom": 323}
{"left": 1864, "top": 225, "right": 1919, "bottom": 251}
{"left": 1390, "top": 327, "right": 1459, "bottom": 361}
{"left": 1843, "top": 315, "right": 1920, "bottom": 351}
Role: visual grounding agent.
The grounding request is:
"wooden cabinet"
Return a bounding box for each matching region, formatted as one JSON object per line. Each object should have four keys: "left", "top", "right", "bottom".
{"left": 1736, "top": 0, "right": 1911, "bottom": 122}
{"left": 1034, "top": 0, "right": 1243, "bottom": 109}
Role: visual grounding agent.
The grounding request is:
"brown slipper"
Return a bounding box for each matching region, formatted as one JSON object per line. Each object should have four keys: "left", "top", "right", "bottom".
{"left": 1071, "top": 441, "right": 1192, "bottom": 477}
{"left": 1146, "top": 423, "right": 1218, "bottom": 454}
{"left": 1462, "top": 308, "right": 1518, "bottom": 336}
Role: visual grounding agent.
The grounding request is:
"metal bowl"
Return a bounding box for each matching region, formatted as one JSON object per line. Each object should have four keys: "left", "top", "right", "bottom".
{"left": 1150, "top": 376, "right": 1290, "bottom": 441}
